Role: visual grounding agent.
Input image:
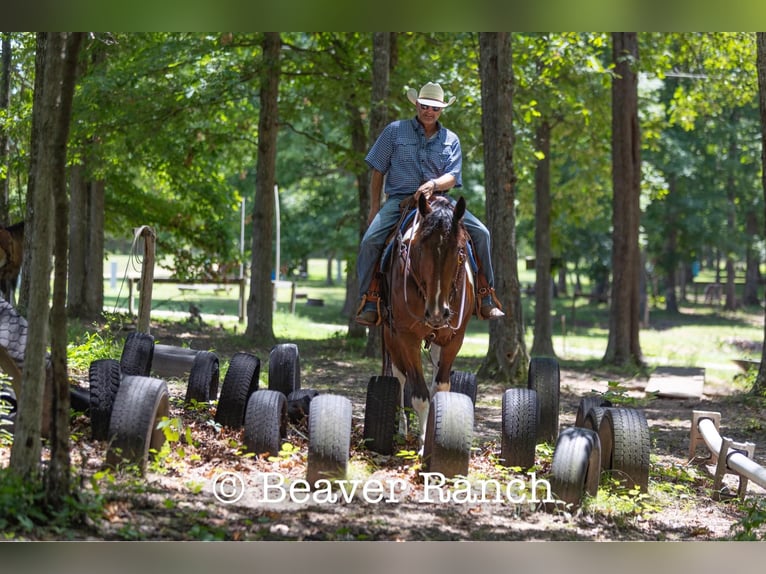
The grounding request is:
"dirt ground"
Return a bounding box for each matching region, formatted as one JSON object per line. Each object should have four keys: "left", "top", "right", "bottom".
{"left": 5, "top": 319, "right": 766, "bottom": 541}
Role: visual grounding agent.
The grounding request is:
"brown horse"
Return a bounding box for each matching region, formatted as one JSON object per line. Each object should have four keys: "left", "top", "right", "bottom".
{"left": 381, "top": 193, "right": 475, "bottom": 448}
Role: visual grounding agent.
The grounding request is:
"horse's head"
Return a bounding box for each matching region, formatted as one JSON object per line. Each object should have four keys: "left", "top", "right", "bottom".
{"left": 410, "top": 194, "right": 468, "bottom": 329}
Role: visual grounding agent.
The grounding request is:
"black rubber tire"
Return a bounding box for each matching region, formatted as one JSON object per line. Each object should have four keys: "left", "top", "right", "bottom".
{"left": 70, "top": 386, "right": 91, "bottom": 414}
{"left": 287, "top": 388, "right": 319, "bottom": 424}
{"left": 363, "top": 375, "right": 400, "bottom": 455}
{"left": 548, "top": 426, "right": 602, "bottom": 510}
{"left": 307, "top": 394, "right": 352, "bottom": 486}
{"left": 243, "top": 390, "right": 287, "bottom": 456}
{"left": 185, "top": 350, "right": 220, "bottom": 404}
{"left": 500, "top": 388, "right": 539, "bottom": 469}
{"left": 422, "top": 391, "right": 474, "bottom": 478}
{"left": 527, "top": 356, "right": 560, "bottom": 444}
{"left": 449, "top": 370, "right": 477, "bottom": 406}
{"left": 89, "top": 358, "right": 123, "bottom": 441}
{"left": 268, "top": 343, "right": 301, "bottom": 396}
{"left": 0, "top": 381, "right": 17, "bottom": 412}
{"left": 105, "top": 375, "right": 170, "bottom": 472}
{"left": 0, "top": 296, "right": 28, "bottom": 366}
{"left": 582, "top": 406, "right": 609, "bottom": 432}
{"left": 597, "top": 407, "right": 651, "bottom": 492}
{"left": 575, "top": 396, "right": 612, "bottom": 428}
{"left": 214, "top": 352, "right": 261, "bottom": 429}
{"left": 120, "top": 331, "right": 155, "bottom": 377}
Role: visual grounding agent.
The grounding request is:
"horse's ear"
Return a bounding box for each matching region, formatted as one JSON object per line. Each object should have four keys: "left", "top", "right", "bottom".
{"left": 453, "top": 196, "right": 466, "bottom": 224}
{"left": 418, "top": 192, "right": 431, "bottom": 216}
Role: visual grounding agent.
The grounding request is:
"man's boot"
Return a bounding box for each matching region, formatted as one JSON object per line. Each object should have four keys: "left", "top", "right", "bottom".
{"left": 476, "top": 273, "right": 505, "bottom": 320}
{"left": 355, "top": 275, "right": 382, "bottom": 326}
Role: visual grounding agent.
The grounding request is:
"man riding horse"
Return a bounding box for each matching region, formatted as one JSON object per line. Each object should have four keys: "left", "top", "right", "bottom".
{"left": 355, "top": 81, "right": 504, "bottom": 327}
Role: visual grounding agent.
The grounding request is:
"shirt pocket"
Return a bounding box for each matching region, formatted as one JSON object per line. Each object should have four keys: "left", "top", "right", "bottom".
{"left": 393, "top": 138, "right": 418, "bottom": 164}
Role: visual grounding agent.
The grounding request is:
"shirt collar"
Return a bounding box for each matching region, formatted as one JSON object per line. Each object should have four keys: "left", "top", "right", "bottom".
{"left": 412, "top": 116, "right": 442, "bottom": 136}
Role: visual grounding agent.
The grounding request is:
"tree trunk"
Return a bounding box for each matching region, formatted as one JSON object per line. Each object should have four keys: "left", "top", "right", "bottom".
{"left": 245, "top": 33, "right": 280, "bottom": 345}
{"left": 10, "top": 33, "right": 82, "bottom": 483}
{"left": 531, "top": 119, "right": 556, "bottom": 357}
{"left": 0, "top": 34, "right": 10, "bottom": 224}
{"left": 743, "top": 210, "right": 760, "bottom": 306}
{"left": 68, "top": 42, "right": 105, "bottom": 320}
{"left": 361, "top": 32, "right": 392, "bottom": 357}
{"left": 754, "top": 32, "right": 766, "bottom": 396}
{"left": 48, "top": 32, "right": 83, "bottom": 503}
{"left": 603, "top": 32, "right": 644, "bottom": 367}
{"left": 724, "top": 110, "right": 739, "bottom": 312}
{"left": 477, "top": 32, "right": 527, "bottom": 384}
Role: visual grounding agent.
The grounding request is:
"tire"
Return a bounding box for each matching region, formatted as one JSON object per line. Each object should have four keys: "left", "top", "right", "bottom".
{"left": 120, "top": 332, "right": 155, "bottom": 377}
{"left": 185, "top": 351, "right": 220, "bottom": 404}
{"left": 449, "top": 370, "right": 477, "bottom": 406}
{"left": 574, "top": 396, "right": 612, "bottom": 428}
{"left": 268, "top": 343, "right": 301, "bottom": 396}
{"left": 500, "top": 388, "right": 539, "bottom": 469}
{"left": 582, "top": 406, "right": 609, "bottom": 432}
{"left": 363, "top": 375, "right": 400, "bottom": 455}
{"left": 597, "top": 407, "right": 650, "bottom": 492}
{"left": 214, "top": 352, "right": 261, "bottom": 429}
{"left": 89, "top": 358, "right": 123, "bottom": 441}
{"left": 287, "top": 389, "right": 319, "bottom": 424}
{"left": 422, "top": 391, "right": 474, "bottom": 479}
{"left": 105, "top": 375, "right": 170, "bottom": 472}
{"left": 307, "top": 394, "right": 352, "bottom": 486}
{"left": 0, "top": 297, "right": 28, "bottom": 366}
{"left": 548, "top": 426, "right": 602, "bottom": 510}
{"left": 243, "top": 390, "right": 287, "bottom": 456}
{"left": 527, "top": 356, "right": 560, "bottom": 444}
{"left": 70, "top": 386, "right": 90, "bottom": 414}
{"left": 0, "top": 381, "right": 17, "bottom": 413}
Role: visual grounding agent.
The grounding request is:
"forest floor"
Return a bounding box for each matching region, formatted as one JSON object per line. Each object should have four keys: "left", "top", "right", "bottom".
{"left": 3, "top": 317, "right": 766, "bottom": 541}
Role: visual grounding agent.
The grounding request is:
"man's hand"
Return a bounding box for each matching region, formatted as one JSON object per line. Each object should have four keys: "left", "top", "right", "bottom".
{"left": 416, "top": 179, "right": 438, "bottom": 201}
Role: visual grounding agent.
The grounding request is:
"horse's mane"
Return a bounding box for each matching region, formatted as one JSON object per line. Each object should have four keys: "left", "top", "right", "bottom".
{"left": 420, "top": 196, "right": 461, "bottom": 241}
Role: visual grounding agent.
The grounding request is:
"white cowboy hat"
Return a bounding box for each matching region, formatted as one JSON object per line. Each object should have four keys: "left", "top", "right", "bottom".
{"left": 406, "top": 82, "right": 456, "bottom": 109}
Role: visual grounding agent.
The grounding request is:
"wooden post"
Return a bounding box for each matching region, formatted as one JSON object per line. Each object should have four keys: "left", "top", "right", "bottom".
{"left": 238, "top": 277, "right": 246, "bottom": 323}
{"left": 290, "top": 281, "right": 297, "bottom": 314}
{"left": 128, "top": 278, "right": 134, "bottom": 316}
{"left": 136, "top": 226, "right": 156, "bottom": 334}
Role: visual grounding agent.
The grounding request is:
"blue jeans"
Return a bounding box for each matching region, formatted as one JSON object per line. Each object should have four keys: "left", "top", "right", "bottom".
{"left": 357, "top": 194, "right": 495, "bottom": 299}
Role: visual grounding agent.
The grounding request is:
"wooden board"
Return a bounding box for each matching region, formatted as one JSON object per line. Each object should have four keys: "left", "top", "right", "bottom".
{"left": 645, "top": 366, "right": 705, "bottom": 399}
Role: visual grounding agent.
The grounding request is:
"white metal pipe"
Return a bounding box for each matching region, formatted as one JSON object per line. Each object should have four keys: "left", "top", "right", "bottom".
{"left": 697, "top": 417, "right": 766, "bottom": 491}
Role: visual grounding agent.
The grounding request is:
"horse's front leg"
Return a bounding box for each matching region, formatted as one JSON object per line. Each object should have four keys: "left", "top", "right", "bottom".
{"left": 391, "top": 365, "right": 408, "bottom": 438}
{"left": 393, "top": 363, "right": 430, "bottom": 451}
{"left": 428, "top": 344, "right": 451, "bottom": 395}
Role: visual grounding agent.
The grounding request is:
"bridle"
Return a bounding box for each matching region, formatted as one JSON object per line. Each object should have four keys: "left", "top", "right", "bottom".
{"left": 393, "top": 205, "right": 470, "bottom": 333}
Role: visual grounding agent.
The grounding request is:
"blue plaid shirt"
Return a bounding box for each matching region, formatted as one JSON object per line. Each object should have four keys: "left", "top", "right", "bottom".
{"left": 365, "top": 117, "right": 462, "bottom": 198}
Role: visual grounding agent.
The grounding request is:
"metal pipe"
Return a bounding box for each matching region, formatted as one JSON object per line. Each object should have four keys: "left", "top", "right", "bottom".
{"left": 697, "top": 416, "right": 766, "bottom": 492}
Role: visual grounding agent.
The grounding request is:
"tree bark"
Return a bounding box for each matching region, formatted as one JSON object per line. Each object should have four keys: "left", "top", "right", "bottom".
{"left": 754, "top": 32, "right": 766, "bottom": 395}
{"left": 477, "top": 32, "right": 527, "bottom": 384}
{"left": 531, "top": 119, "right": 556, "bottom": 357}
{"left": 245, "top": 32, "right": 280, "bottom": 345}
{"left": 48, "top": 32, "right": 84, "bottom": 503}
{"left": 68, "top": 42, "right": 105, "bottom": 320}
{"left": 603, "top": 32, "right": 644, "bottom": 367}
{"left": 10, "top": 33, "right": 82, "bottom": 484}
{"left": 724, "top": 109, "right": 739, "bottom": 312}
{"left": 0, "top": 34, "right": 10, "bottom": 224}
{"left": 361, "top": 32, "right": 391, "bottom": 357}
{"left": 743, "top": 210, "right": 760, "bottom": 306}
